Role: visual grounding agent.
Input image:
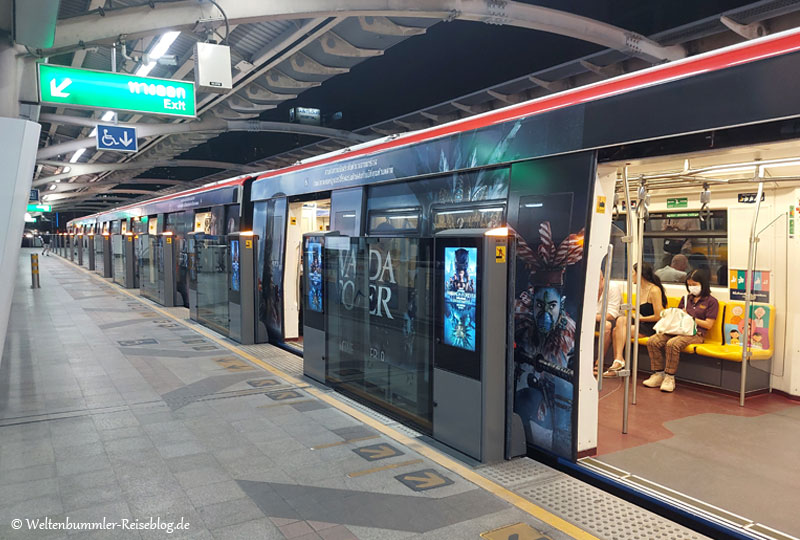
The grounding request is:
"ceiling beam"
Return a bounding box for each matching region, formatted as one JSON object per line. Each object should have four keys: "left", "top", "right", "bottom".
{"left": 36, "top": 115, "right": 372, "bottom": 160}
{"left": 33, "top": 159, "right": 263, "bottom": 187}
{"left": 47, "top": 0, "right": 684, "bottom": 62}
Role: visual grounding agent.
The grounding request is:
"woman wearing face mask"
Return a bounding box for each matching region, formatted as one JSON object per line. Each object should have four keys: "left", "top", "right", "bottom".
{"left": 644, "top": 269, "right": 719, "bottom": 392}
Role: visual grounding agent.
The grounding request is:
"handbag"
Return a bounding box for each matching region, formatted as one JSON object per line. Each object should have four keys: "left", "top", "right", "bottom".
{"left": 653, "top": 295, "right": 697, "bottom": 336}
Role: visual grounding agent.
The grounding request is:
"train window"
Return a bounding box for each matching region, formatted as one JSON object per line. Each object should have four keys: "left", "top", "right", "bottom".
{"left": 366, "top": 168, "right": 510, "bottom": 235}
{"left": 368, "top": 208, "right": 420, "bottom": 235}
{"left": 612, "top": 210, "right": 728, "bottom": 286}
{"left": 431, "top": 203, "right": 505, "bottom": 232}
{"left": 226, "top": 204, "right": 240, "bottom": 234}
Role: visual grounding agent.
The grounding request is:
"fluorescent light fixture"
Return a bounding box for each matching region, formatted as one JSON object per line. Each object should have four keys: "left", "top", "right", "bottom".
{"left": 762, "top": 160, "right": 800, "bottom": 170}
{"left": 48, "top": 184, "right": 57, "bottom": 191}
{"left": 525, "top": 203, "right": 543, "bottom": 208}
{"left": 69, "top": 148, "right": 86, "bottom": 163}
{"left": 341, "top": 213, "right": 356, "bottom": 218}
{"left": 437, "top": 209, "right": 472, "bottom": 216}
{"left": 101, "top": 110, "right": 115, "bottom": 121}
{"left": 479, "top": 207, "right": 503, "bottom": 213}
{"left": 136, "top": 31, "right": 180, "bottom": 76}
{"left": 703, "top": 166, "right": 756, "bottom": 177}
{"left": 485, "top": 227, "right": 509, "bottom": 237}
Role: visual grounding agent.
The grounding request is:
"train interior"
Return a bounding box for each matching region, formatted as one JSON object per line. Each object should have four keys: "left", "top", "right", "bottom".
{"left": 284, "top": 197, "right": 331, "bottom": 350}
{"left": 584, "top": 139, "right": 800, "bottom": 539}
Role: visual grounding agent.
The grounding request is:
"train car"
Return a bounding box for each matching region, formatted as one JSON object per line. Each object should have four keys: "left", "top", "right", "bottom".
{"left": 245, "top": 27, "right": 800, "bottom": 539}
{"left": 61, "top": 26, "right": 800, "bottom": 538}
{"left": 66, "top": 175, "right": 253, "bottom": 338}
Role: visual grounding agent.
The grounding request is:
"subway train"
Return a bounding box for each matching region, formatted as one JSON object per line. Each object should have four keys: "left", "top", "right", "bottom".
{"left": 63, "top": 27, "right": 800, "bottom": 540}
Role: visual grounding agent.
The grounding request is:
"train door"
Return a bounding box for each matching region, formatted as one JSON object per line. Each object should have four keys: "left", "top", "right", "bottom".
{"left": 283, "top": 197, "right": 331, "bottom": 350}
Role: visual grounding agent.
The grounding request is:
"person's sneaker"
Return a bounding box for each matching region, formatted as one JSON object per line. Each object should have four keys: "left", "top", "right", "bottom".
{"left": 643, "top": 372, "right": 665, "bottom": 388}
{"left": 660, "top": 374, "right": 676, "bottom": 392}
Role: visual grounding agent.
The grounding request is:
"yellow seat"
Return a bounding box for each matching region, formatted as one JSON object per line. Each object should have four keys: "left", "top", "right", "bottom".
{"left": 693, "top": 301, "right": 775, "bottom": 361}
{"left": 633, "top": 296, "right": 719, "bottom": 354}
{"left": 693, "top": 343, "right": 773, "bottom": 361}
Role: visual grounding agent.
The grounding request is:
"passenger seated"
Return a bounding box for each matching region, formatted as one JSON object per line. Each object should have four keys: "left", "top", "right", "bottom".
{"left": 605, "top": 263, "right": 666, "bottom": 377}
{"left": 644, "top": 269, "right": 719, "bottom": 392}
{"left": 655, "top": 254, "right": 688, "bottom": 283}
{"left": 596, "top": 271, "right": 621, "bottom": 361}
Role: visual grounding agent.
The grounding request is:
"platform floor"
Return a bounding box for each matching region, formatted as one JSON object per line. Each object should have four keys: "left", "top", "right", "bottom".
{"left": 596, "top": 369, "right": 800, "bottom": 538}
{"left": 0, "top": 250, "right": 708, "bottom": 540}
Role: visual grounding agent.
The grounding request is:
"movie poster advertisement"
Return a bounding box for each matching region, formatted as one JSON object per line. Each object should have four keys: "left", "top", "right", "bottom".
{"left": 509, "top": 153, "right": 594, "bottom": 461}
{"left": 306, "top": 241, "right": 323, "bottom": 313}
{"left": 230, "top": 239, "right": 240, "bottom": 292}
{"left": 443, "top": 247, "right": 478, "bottom": 351}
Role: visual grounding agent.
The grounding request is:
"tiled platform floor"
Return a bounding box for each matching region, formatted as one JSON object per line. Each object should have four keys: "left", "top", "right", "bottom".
{"left": 0, "top": 250, "right": 708, "bottom": 540}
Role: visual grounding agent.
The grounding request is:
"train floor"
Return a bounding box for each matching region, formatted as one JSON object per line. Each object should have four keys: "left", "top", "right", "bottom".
{"left": 594, "top": 372, "right": 800, "bottom": 538}
{"left": 0, "top": 249, "right": 711, "bottom": 540}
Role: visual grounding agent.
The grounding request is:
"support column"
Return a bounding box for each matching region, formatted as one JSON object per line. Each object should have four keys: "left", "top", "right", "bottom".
{"left": 0, "top": 42, "right": 43, "bottom": 358}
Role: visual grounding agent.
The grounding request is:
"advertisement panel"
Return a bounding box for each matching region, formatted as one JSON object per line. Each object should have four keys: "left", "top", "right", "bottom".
{"left": 443, "top": 247, "right": 478, "bottom": 351}
{"left": 508, "top": 152, "right": 595, "bottom": 460}
{"left": 305, "top": 241, "right": 323, "bottom": 313}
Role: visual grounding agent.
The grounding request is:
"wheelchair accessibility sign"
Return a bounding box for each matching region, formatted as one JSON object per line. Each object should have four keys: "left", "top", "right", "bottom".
{"left": 95, "top": 124, "right": 138, "bottom": 153}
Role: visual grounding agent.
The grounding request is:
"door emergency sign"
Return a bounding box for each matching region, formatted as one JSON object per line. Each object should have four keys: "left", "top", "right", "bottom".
{"left": 495, "top": 245, "right": 506, "bottom": 263}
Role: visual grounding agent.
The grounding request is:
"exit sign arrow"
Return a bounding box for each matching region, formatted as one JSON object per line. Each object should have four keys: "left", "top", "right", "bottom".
{"left": 50, "top": 78, "right": 71, "bottom": 97}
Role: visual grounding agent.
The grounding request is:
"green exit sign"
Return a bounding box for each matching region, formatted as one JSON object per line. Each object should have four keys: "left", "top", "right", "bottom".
{"left": 27, "top": 204, "right": 51, "bottom": 212}
{"left": 667, "top": 197, "right": 688, "bottom": 209}
{"left": 38, "top": 64, "right": 196, "bottom": 118}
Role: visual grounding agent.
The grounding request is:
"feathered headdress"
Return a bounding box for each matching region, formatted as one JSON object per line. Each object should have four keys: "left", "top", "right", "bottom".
{"left": 518, "top": 221, "right": 584, "bottom": 287}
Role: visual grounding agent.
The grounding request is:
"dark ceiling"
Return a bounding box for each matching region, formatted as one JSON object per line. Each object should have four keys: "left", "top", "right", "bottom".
{"left": 161, "top": 0, "right": 756, "bottom": 179}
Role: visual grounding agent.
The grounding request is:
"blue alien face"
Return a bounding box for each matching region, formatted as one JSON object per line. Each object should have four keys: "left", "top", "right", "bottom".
{"left": 533, "top": 287, "right": 562, "bottom": 334}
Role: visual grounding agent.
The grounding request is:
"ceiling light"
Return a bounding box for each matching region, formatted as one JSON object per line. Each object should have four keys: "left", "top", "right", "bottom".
{"left": 69, "top": 148, "right": 86, "bottom": 163}
{"left": 48, "top": 184, "right": 57, "bottom": 191}
{"left": 149, "top": 31, "right": 180, "bottom": 60}
{"left": 101, "top": 110, "right": 115, "bottom": 121}
{"left": 136, "top": 31, "right": 180, "bottom": 76}
{"left": 702, "top": 166, "right": 757, "bottom": 177}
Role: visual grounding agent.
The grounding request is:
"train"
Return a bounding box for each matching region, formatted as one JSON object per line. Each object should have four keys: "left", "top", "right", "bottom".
{"left": 63, "top": 27, "right": 800, "bottom": 540}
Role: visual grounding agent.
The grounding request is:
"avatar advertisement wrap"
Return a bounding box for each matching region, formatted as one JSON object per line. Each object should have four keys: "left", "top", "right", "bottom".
{"left": 508, "top": 153, "right": 594, "bottom": 460}
{"left": 443, "top": 247, "right": 478, "bottom": 351}
{"left": 306, "top": 241, "right": 323, "bottom": 313}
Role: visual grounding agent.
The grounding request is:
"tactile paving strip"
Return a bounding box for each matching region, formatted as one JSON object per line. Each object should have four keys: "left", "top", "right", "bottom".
{"left": 238, "top": 344, "right": 303, "bottom": 376}
{"left": 516, "top": 476, "right": 708, "bottom": 540}
{"left": 477, "top": 457, "right": 561, "bottom": 488}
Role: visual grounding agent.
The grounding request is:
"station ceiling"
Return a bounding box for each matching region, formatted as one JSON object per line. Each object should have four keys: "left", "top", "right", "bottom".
{"left": 32, "top": 0, "right": 800, "bottom": 216}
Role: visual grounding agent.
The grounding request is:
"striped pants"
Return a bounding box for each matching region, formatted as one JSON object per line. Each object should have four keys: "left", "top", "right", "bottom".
{"left": 646, "top": 333, "right": 704, "bottom": 375}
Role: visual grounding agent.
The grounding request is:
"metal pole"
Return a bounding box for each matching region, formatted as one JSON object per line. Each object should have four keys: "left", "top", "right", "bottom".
{"left": 740, "top": 180, "right": 764, "bottom": 406}
{"left": 631, "top": 182, "right": 647, "bottom": 404}
{"left": 621, "top": 167, "right": 635, "bottom": 434}
{"left": 30, "top": 254, "right": 40, "bottom": 289}
{"left": 597, "top": 245, "right": 614, "bottom": 392}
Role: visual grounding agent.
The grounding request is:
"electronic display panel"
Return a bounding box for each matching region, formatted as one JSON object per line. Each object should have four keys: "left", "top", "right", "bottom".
{"left": 306, "top": 240, "right": 323, "bottom": 313}
{"left": 230, "top": 239, "right": 240, "bottom": 292}
{"left": 442, "top": 247, "right": 478, "bottom": 351}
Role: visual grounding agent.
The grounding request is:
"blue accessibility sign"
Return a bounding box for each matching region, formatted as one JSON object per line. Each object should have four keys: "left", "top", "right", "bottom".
{"left": 95, "top": 124, "right": 138, "bottom": 153}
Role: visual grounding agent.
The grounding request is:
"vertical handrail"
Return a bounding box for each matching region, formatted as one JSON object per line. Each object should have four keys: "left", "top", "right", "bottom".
{"left": 740, "top": 180, "right": 764, "bottom": 406}
{"left": 597, "top": 245, "right": 614, "bottom": 392}
{"left": 621, "top": 167, "right": 634, "bottom": 434}
{"left": 631, "top": 181, "right": 647, "bottom": 404}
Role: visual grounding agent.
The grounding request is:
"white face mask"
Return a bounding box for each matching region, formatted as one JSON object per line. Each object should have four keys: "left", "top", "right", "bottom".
{"left": 688, "top": 285, "right": 702, "bottom": 296}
